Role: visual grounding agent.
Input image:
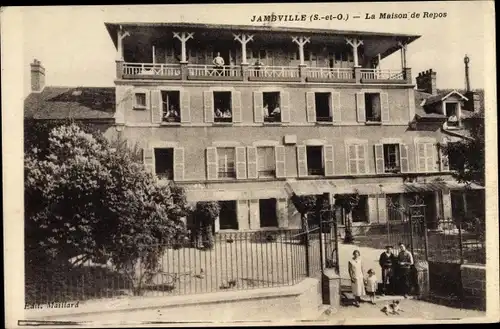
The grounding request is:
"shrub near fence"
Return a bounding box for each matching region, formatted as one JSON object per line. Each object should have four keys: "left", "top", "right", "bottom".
{"left": 26, "top": 229, "right": 316, "bottom": 305}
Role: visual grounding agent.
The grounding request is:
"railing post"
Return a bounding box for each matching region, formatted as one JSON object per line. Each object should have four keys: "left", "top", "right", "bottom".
{"left": 404, "top": 67, "right": 412, "bottom": 84}
{"left": 299, "top": 64, "right": 307, "bottom": 83}
{"left": 458, "top": 219, "right": 465, "bottom": 264}
{"left": 180, "top": 62, "right": 188, "bottom": 80}
{"left": 354, "top": 67, "right": 361, "bottom": 83}
{"left": 241, "top": 63, "right": 249, "bottom": 81}
{"left": 116, "top": 60, "right": 124, "bottom": 79}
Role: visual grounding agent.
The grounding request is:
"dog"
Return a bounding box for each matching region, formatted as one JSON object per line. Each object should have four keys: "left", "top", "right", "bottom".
{"left": 381, "top": 300, "right": 404, "bottom": 316}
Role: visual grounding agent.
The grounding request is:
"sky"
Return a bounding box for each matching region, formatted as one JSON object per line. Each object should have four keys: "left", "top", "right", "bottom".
{"left": 19, "top": 2, "right": 493, "bottom": 96}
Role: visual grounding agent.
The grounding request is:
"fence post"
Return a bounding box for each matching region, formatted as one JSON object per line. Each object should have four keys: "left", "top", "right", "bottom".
{"left": 409, "top": 210, "right": 414, "bottom": 256}
{"left": 458, "top": 219, "right": 464, "bottom": 264}
{"left": 422, "top": 208, "right": 429, "bottom": 261}
{"left": 303, "top": 214, "right": 310, "bottom": 277}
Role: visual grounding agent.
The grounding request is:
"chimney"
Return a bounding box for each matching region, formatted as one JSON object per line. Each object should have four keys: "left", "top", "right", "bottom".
{"left": 415, "top": 69, "right": 437, "bottom": 95}
{"left": 30, "top": 59, "right": 45, "bottom": 92}
{"left": 464, "top": 91, "right": 481, "bottom": 112}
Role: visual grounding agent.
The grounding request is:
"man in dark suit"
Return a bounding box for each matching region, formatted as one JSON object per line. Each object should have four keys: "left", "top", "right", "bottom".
{"left": 379, "top": 245, "right": 396, "bottom": 295}
{"left": 397, "top": 243, "right": 414, "bottom": 298}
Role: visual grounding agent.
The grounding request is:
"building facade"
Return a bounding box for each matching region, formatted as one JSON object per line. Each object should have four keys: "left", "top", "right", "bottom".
{"left": 26, "top": 22, "right": 484, "bottom": 233}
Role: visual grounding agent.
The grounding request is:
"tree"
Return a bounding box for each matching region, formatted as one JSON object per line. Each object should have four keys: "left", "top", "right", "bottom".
{"left": 443, "top": 112, "right": 485, "bottom": 186}
{"left": 24, "top": 124, "right": 190, "bottom": 296}
{"left": 192, "top": 201, "right": 220, "bottom": 249}
{"left": 334, "top": 192, "right": 360, "bottom": 244}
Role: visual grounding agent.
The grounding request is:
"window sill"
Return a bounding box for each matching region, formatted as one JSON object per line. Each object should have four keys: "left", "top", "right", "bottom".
{"left": 263, "top": 122, "right": 283, "bottom": 126}
{"left": 133, "top": 106, "right": 147, "bottom": 111}
{"left": 365, "top": 121, "right": 382, "bottom": 125}
{"left": 160, "top": 122, "right": 182, "bottom": 126}
{"left": 316, "top": 121, "right": 333, "bottom": 125}
{"left": 213, "top": 122, "right": 234, "bottom": 126}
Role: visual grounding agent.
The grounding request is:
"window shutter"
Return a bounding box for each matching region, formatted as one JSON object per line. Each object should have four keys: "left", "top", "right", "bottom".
{"left": 280, "top": 91, "right": 290, "bottom": 122}
{"left": 206, "top": 147, "right": 218, "bottom": 179}
{"left": 358, "top": 144, "right": 368, "bottom": 174}
{"left": 306, "top": 92, "right": 316, "bottom": 123}
{"left": 151, "top": 90, "right": 162, "bottom": 123}
{"left": 204, "top": 91, "right": 214, "bottom": 123}
{"left": 439, "top": 142, "right": 449, "bottom": 172}
{"left": 144, "top": 147, "right": 154, "bottom": 173}
{"left": 253, "top": 91, "right": 264, "bottom": 123}
{"left": 356, "top": 92, "right": 366, "bottom": 122}
{"left": 348, "top": 144, "right": 358, "bottom": 175}
{"left": 173, "top": 147, "right": 185, "bottom": 181}
{"left": 380, "top": 92, "right": 390, "bottom": 123}
{"left": 275, "top": 145, "right": 286, "bottom": 178}
{"left": 180, "top": 91, "right": 191, "bottom": 123}
{"left": 246, "top": 146, "right": 258, "bottom": 179}
{"left": 249, "top": 200, "right": 260, "bottom": 229}
{"left": 232, "top": 91, "right": 242, "bottom": 123}
{"left": 378, "top": 194, "right": 387, "bottom": 223}
{"left": 277, "top": 198, "right": 289, "bottom": 228}
{"left": 297, "top": 145, "right": 307, "bottom": 177}
{"left": 374, "top": 144, "right": 385, "bottom": 173}
{"left": 324, "top": 145, "right": 335, "bottom": 177}
{"left": 237, "top": 200, "right": 249, "bottom": 230}
{"left": 417, "top": 143, "right": 427, "bottom": 172}
{"left": 425, "top": 143, "right": 435, "bottom": 172}
{"left": 235, "top": 146, "right": 247, "bottom": 179}
{"left": 399, "top": 144, "right": 410, "bottom": 173}
{"left": 331, "top": 92, "right": 341, "bottom": 123}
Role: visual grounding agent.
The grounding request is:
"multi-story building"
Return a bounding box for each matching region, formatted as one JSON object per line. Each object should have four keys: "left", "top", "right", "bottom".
{"left": 25, "top": 22, "right": 484, "bottom": 232}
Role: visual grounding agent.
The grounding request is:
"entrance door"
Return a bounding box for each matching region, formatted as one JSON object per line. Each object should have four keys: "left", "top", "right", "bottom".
{"left": 422, "top": 192, "right": 437, "bottom": 229}
{"left": 219, "top": 201, "right": 238, "bottom": 230}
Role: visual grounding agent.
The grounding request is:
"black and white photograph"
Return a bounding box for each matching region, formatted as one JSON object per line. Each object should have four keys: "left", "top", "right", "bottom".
{"left": 2, "top": 2, "right": 498, "bottom": 326}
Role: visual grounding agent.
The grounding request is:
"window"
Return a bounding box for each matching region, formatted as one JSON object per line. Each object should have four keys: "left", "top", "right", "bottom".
{"left": 445, "top": 102, "right": 460, "bottom": 128}
{"left": 257, "top": 147, "right": 276, "bottom": 177}
{"left": 348, "top": 144, "right": 367, "bottom": 174}
{"left": 161, "top": 91, "right": 180, "bottom": 122}
{"left": 417, "top": 142, "right": 436, "bottom": 172}
{"left": 315, "top": 93, "right": 331, "bottom": 122}
{"left": 447, "top": 142, "right": 463, "bottom": 171}
{"left": 219, "top": 201, "right": 238, "bottom": 230}
{"left": 307, "top": 146, "right": 324, "bottom": 176}
{"left": 217, "top": 148, "right": 236, "bottom": 178}
{"left": 154, "top": 148, "right": 174, "bottom": 180}
{"left": 134, "top": 92, "right": 147, "bottom": 109}
{"left": 263, "top": 92, "right": 281, "bottom": 122}
{"left": 364, "top": 93, "right": 381, "bottom": 122}
{"left": 259, "top": 198, "right": 278, "bottom": 228}
{"left": 214, "top": 92, "right": 232, "bottom": 122}
{"left": 383, "top": 144, "right": 401, "bottom": 173}
{"left": 352, "top": 195, "right": 368, "bottom": 222}
{"left": 386, "top": 194, "right": 405, "bottom": 221}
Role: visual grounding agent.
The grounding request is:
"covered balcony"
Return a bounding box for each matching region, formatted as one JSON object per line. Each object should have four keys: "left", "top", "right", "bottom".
{"left": 107, "top": 22, "right": 419, "bottom": 84}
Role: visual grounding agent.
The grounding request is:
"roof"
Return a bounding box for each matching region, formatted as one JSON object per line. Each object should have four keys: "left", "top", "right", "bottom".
{"left": 24, "top": 87, "right": 116, "bottom": 121}
{"left": 414, "top": 88, "right": 484, "bottom": 120}
{"left": 422, "top": 90, "right": 468, "bottom": 106}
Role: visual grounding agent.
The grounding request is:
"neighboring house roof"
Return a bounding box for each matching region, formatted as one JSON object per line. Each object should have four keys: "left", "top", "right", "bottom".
{"left": 24, "top": 87, "right": 116, "bottom": 121}
{"left": 421, "top": 90, "right": 468, "bottom": 106}
{"left": 414, "top": 88, "right": 484, "bottom": 120}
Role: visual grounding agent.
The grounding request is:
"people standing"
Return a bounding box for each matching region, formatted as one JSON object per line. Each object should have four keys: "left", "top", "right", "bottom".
{"left": 348, "top": 250, "right": 366, "bottom": 307}
{"left": 365, "top": 269, "right": 378, "bottom": 305}
{"left": 378, "top": 245, "right": 396, "bottom": 295}
{"left": 213, "top": 52, "right": 225, "bottom": 76}
{"left": 397, "top": 243, "right": 414, "bottom": 298}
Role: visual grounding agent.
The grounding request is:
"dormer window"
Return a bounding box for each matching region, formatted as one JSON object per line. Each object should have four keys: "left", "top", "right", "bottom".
{"left": 445, "top": 102, "right": 460, "bottom": 128}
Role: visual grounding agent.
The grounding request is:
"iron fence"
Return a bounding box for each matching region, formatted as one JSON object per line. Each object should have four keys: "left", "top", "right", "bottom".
{"left": 26, "top": 229, "right": 317, "bottom": 305}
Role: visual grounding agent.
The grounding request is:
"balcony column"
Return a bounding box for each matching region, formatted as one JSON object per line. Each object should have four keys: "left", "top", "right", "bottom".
{"left": 398, "top": 41, "right": 408, "bottom": 70}
{"left": 233, "top": 33, "right": 254, "bottom": 65}
{"left": 173, "top": 32, "right": 194, "bottom": 63}
{"left": 116, "top": 26, "right": 130, "bottom": 61}
{"left": 345, "top": 37, "right": 363, "bottom": 67}
{"left": 292, "top": 36, "right": 310, "bottom": 66}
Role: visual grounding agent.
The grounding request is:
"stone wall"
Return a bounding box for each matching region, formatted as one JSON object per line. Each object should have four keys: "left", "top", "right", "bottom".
{"left": 460, "top": 264, "right": 486, "bottom": 310}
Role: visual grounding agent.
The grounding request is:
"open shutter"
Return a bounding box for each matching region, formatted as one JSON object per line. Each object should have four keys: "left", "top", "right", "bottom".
{"left": 253, "top": 91, "right": 264, "bottom": 123}
{"left": 399, "top": 144, "right": 410, "bottom": 173}
{"left": 324, "top": 145, "right": 335, "bottom": 177}
{"left": 144, "top": 147, "right": 154, "bottom": 173}
{"left": 348, "top": 144, "right": 358, "bottom": 175}
{"left": 203, "top": 91, "right": 214, "bottom": 123}
{"left": 280, "top": 91, "right": 290, "bottom": 122}
{"left": 275, "top": 145, "right": 286, "bottom": 178}
{"left": 237, "top": 200, "right": 249, "bottom": 230}
{"left": 249, "top": 200, "right": 260, "bottom": 229}
{"left": 247, "top": 146, "right": 257, "bottom": 179}
{"left": 151, "top": 90, "right": 162, "bottom": 123}
{"left": 359, "top": 144, "right": 368, "bottom": 174}
{"left": 277, "top": 198, "right": 289, "bottom": 228}
{"left": 306, "top": 92, "right": 316, "bottom": 123}
{"left": 173, "top": 147, "right": 185, "bottom": 181}
{"left": 374, "top": 144, "right": 385, "bottom": 173}
{"left": 425, "top": 143, "right": 435, "bottom": 172}
{"left": 378, "top": 194, "right": 387, "bottom": 223}
{"left": 416, "top": 143, "right": 426, "bottom": 172}
{"left": 356, "top": 92, "right": 366, "bottom": 122}
{"left": 232, "top": 91, "right": 242, "bottom": 123}
{"left": 180, "top": 90, "right": 191, "bottom": 123}
{"left": 235, "top": 146, "right": 247, "bottom": 179}
{"left": 380, "top": 92, "right": 390, "bottom": 123}
{"left": 439, "top": 142, "right": 449, "bottom": 172}
{"left": 331, "top": 92, "right": 341, "bottom": 123}
{"left": 206, "top": 147, "right": 218, "bottom": 179}
{"left": 297, "top": 145, "right": 307, "bottom": 177}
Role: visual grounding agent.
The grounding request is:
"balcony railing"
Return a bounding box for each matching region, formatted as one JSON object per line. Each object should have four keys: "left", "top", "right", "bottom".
{"left": 306, "top": 67, "right": 354, "bottom": 80}
{"left": 360, "top": 69, "right": 404, "bottom": 81}
{"left": 188, "top": 65, "right": 242, "bottom": 78}
{"left": 123, "top": 63, "right": 181, "bottom": 77}
{"left": 248, "top": 66, "right": 300, "bottom": 79}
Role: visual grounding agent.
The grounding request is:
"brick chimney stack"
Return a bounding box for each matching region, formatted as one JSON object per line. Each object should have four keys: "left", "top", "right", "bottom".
{"left": 415, "top": 69, "right": 437, "bottom": 95}
{"left": 30, "top": 59, "right": 45, "bottom": 92}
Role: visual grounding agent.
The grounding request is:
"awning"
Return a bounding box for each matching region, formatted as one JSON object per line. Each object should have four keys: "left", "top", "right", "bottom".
{"left": 381, "top": 181, "right": 484, "bottom": 194}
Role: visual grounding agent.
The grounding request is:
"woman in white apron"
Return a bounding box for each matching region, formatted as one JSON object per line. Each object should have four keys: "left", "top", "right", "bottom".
{"left": 348, "top": 250, "right": 366, "bottom": 307}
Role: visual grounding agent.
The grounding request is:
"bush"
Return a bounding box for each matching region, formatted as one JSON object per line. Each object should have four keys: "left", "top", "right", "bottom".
{"left": 193, "top": 201, "right": 220, "bottom": 249}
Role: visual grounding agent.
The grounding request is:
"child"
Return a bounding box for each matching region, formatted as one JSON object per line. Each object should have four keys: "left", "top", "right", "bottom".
{"left": 365, "top": 269, "right": 378, "bottom": 305}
